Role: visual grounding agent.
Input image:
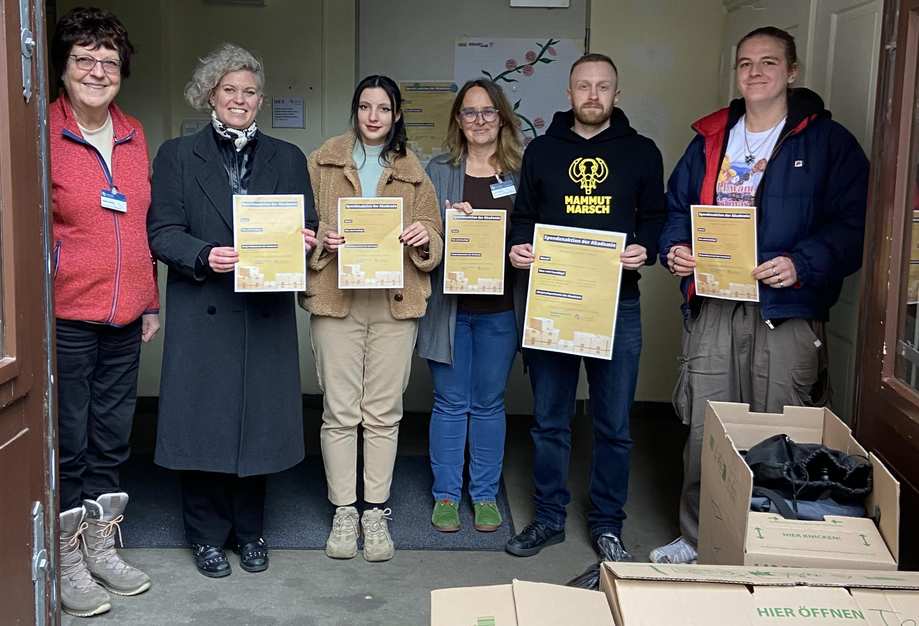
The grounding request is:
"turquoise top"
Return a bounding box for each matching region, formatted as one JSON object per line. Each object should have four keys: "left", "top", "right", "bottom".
{"left": 352, "top": 141, "right": 385, "bottom": 197}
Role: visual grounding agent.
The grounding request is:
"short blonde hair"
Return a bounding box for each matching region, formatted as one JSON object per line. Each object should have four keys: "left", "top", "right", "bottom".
{"left": 184, "top": 43, "right": 264, "bottom": 111}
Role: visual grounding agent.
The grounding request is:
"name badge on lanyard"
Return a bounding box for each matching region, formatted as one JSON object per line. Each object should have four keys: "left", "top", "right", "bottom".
{"left": 490, "top": 176, "right": 516, "bottom": 199}
{"left": 101, "top": 188, "right": 127, "bottom": 213}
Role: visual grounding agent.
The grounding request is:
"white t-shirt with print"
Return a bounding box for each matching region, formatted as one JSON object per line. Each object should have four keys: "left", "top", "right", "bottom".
{"left": 714, "top": 115, "right": 785, "bottom": 207}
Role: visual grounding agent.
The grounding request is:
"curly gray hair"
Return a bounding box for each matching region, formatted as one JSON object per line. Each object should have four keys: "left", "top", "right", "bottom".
{"left": 184, "top": 43, "right": 265, "bottom": 111}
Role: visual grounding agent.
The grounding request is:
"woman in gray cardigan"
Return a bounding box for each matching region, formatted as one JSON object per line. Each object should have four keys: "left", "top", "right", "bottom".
{"left": 417, "top": 80, "right": 524, "bottom": 533}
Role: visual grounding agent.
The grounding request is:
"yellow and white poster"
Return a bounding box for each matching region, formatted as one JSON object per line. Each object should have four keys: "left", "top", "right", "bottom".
{"left": 233, "top": 194, "right": 306, "bottom": 292}
{"left": 522, "top": 224, "right": 625, "bottom": 360}
{"left": 443, "top": 208, "right": 507, "bottom": 295}
{"left": 691, "top": 205, "right": 760, "bottom": 302}
{"left": 337, "top": 197, "right": 404, "bottom": 289}
{"left": 400, "top": 81, "right": 458, "bottom": 164}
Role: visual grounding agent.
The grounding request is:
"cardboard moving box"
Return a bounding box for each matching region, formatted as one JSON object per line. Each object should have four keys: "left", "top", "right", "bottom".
{"left": 600, "top": 562, "right": 919, "bottom": 625}
{"left": 699, "top": 402, "right": 900, "bottom": 569}
{"left": 430, "top": 579, "right": 614, "bottom": 626}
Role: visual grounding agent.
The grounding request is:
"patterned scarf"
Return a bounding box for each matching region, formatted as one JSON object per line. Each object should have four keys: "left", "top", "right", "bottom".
{"left": 211, "top": 110, "right": 258, "bottom": 152}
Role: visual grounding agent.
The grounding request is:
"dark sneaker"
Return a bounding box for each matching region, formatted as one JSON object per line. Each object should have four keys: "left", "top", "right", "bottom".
{"left": 505, "top": 521, "right": 565, "bottom": 557}
{"left": 473, "top": 501, "right": 502, "bottom": 532}
{"left": 431, "top": 499, "right": 460, "bottom": 532}
{"left": 595, "top": 533, "right": 633, "bottom": 562}
{"left": 234, "top": 538, "right": 269, "bottom": 573}
{"left": 192, "top": 544, "right": 231, "bottom": 578}
{"left": 567, "top": 533, "right": 633, "bottom": 590}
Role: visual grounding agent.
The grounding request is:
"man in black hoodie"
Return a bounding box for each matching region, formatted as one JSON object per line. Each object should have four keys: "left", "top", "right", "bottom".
{"left": 505, "top": 54, "right": 666, "bottom": 567}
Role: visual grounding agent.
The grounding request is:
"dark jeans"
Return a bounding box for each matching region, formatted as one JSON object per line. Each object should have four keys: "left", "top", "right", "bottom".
{"left": 525, "top": 298, "right": 642, "bottom": 538}
{"left": 181, "top": 471, "right": 267, "bottom": 546}
{"left": 56, "top": 318, "right": 142, "bottom": 511}
{"left": 428, "top": 309, "right": 518, "bottom": 502}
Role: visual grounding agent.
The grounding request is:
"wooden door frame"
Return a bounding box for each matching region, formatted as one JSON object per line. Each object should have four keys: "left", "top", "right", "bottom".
{"left": 856, "top": 0, "right": 919, "bottom": 568}
{"left": 0, "top": 0, "right": 57, "bottom": 621}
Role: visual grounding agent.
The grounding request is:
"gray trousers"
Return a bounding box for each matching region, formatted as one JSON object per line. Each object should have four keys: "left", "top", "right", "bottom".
{"left": 674, "top": 298, "right": 829, "bottom": 546}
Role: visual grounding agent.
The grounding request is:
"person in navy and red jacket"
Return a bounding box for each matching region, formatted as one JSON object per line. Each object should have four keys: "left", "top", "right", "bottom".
{"left": 49, "top": 6, "right": 157, "bottom": 617}
{"left": 652, "top": 26, "right": 869, "bottom": 566}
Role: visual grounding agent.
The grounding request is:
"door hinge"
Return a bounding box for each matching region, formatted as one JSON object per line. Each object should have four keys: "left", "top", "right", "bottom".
{"left": 31, "top": 502, "right": 48, "bottom": 626}
{"left": 19, "top": 0, "right": 36, "bottom": 102}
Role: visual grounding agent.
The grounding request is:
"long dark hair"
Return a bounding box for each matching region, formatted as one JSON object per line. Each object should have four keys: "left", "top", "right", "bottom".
{"left": 350, "top": 75, "right": 407, "bottom": 165}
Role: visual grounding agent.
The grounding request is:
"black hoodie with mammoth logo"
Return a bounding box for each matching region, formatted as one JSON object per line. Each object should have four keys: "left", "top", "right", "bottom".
{"left": 509, "top": 108, "right": 666, "bottom": 299}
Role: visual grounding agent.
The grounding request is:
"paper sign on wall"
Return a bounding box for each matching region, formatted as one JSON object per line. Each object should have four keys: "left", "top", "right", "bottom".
{"left": 272, "top": 97, "right": 306, "bottom": 129}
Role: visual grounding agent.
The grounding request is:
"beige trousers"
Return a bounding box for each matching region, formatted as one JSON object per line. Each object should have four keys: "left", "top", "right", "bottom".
{"left": 310, "top": 290, "right": 418, "bottom": 505}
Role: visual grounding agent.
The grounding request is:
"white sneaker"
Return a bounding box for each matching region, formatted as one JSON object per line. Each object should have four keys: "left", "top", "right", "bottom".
{"left": 325, "top": 506, "right": 360, "bottom": 559}
{"left": 649, "top": 536, "right": 698, "bottom": 564}
{"left": 361, "top": 508, "right": 394, "bottom": 562}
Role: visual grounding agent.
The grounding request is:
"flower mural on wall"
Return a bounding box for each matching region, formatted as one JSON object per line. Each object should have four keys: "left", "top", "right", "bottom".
{"left": 479, "top": 38, "right": 561, "bottom": 141}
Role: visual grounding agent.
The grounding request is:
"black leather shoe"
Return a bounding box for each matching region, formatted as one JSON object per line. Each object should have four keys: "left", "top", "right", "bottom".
{"left": 192, "top": 544, "right": 231, "bottom": 578}
{"left": 234, "top": 538, "right": 269, "bottom": 573}
{"left": 505, "top": 521, "right": 565, "bottom": 557}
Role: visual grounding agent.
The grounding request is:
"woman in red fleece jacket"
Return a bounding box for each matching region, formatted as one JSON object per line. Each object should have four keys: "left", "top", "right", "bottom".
{"left": 49, "top": 7, "right": 157, "bottom": 617}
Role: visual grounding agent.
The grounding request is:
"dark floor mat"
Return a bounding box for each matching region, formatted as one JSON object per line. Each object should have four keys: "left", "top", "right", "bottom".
{"left": 118, "top": 455, "right": 514, "bottom": 551}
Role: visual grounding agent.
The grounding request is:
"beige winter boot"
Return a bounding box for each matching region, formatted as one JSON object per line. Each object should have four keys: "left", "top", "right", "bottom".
{"left": 60, "top": 506, "right": 112, "bottom": 617}
{"left": 83, "top": 493, "right": 152, "bottom": 596}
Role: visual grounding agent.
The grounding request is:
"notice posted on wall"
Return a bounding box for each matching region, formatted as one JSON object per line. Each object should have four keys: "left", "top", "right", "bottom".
{"left": 400, "top": 81, "right": 458, "bottom": 165}
{"left": 272, "top": 97, "right": 306, "bottom": 129}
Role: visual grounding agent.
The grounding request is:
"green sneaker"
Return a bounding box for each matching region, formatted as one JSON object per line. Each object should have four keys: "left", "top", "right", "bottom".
{"left": 431, "top": 499, "right": 460, "bottom": 532}
{"left": 473, "top": 501, "right": 502, "bottom": 532}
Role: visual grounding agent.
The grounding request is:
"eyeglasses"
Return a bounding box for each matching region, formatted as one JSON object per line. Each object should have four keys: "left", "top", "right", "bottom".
{"left": 69, "top": 54, "right": 122, "bottom": 75}
{"left": 459, "top": 107, "right": 499, "bottom": 123}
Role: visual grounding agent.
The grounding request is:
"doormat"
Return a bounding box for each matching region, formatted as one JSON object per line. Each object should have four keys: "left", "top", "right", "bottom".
{"left": 117, "top": 455, "right": 515, "bottom": 551}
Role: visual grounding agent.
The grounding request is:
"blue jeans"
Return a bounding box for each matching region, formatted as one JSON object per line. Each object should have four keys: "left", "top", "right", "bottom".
{"left": 428, "top": 309, "right": 518, "bottom": 502}
{"left": 525, "top": 298, "right": 642, "bottom": 537}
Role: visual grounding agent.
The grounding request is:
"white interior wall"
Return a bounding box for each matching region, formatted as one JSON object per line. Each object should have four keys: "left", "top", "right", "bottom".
{"left": 360, "top": 0, "right": 726, "bottom": 409}
{"left": 588, "top": 1, "right": 727, "bottom": 403}
{"left": 357, "top": 0, "right": 589, "bottom": 413}
{"left": 54, "top": 0, "right": 356, "bottom": 397}
{"left": 52, "top": 0, "right": 729, "bottom": 410}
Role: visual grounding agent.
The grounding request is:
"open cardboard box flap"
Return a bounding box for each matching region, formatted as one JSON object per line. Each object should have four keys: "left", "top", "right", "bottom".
{"left": 698, "top": 402, "right": 900, "bottom": 569}
{"left": 430, "top": 579, "right": 614, "bottom": 626}
{"left": 600, "top": 562, "right": 919, "bottom": 590}
{"left": 600, "top": 563, "right": 919, "bottom": 626}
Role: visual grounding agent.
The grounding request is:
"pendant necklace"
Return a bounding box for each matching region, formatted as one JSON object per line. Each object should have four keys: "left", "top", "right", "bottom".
{"left": 743, "top": 115, "right": 784, "bottom": 166}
